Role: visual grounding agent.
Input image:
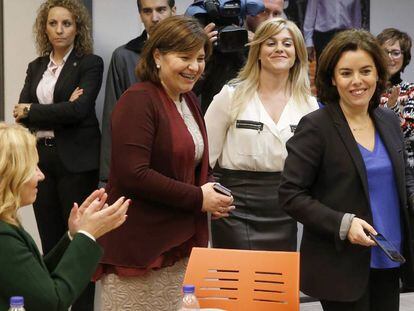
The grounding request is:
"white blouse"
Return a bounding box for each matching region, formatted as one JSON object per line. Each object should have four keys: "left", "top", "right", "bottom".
{"left": 205, "top": 84, "right": 318, "bottom": 172}
{"left": 36, "top": 48, "right": 73, "bottom": 138}
{"left": 174, "top": 97, "right": 204, "bottom": 165}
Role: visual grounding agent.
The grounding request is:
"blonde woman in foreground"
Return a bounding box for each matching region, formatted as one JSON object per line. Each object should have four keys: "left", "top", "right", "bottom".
{"left": 0, "top": 123, "right": 129, "bottom": 311}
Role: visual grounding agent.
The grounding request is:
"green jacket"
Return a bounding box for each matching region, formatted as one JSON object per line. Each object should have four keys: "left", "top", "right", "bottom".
{"left": 0, "top": 220, "right": 102, "bottom": 311}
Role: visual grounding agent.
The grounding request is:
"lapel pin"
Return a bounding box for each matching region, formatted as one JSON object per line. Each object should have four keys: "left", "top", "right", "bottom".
{"left": 73, "top": 62, "right": 77, "bottom": 67}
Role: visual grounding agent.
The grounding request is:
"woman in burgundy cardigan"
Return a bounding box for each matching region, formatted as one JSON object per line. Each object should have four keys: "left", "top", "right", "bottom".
{"left": 95, "top": 16, "right": 234, "bottom": 310}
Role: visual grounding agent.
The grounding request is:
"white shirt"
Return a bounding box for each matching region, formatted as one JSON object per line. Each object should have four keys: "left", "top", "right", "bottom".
{"left": 36, "top": 47, "right": 73, "bottom": 138}
{"left": 303, "top": 0, "right": 362, "bottom": 47}
{"left": 67, "top": 230, "right": 96, "bottom": 242}
{"left": 174, "top": 97, "right": 204, "bottom": 165}
{"left": 205, "top": 85, "right": 318, "bottom": 172}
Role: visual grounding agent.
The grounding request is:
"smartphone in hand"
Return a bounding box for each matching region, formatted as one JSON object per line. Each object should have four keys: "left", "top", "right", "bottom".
{"left": 213, "top": 183, "right": 232, "bottom": 197}
{"left": 369, "top": 232, "right": 406, "bottom": 263}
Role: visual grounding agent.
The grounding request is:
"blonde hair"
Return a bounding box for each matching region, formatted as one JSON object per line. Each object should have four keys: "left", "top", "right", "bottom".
{"left": 230, "top": 17, "right": 311, "bottom": 120}
{"left": 0, "top": 123, "right": 38, "bottom": 226}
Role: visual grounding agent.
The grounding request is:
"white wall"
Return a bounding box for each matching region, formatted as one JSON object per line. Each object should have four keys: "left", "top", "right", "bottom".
{"left": 370, "top": 0, "right": 414, "bottom": 82}
{"left": 92, "top": 0, "right": 140, "bottom": 122}
{"left": 4, "top": 0, "right": 42, "bottom": 124}
{"left": 4, "top": 0, "right": 43, "bottom": 249}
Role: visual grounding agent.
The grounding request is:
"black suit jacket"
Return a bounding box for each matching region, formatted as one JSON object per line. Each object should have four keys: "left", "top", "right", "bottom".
{"left": 19, "top": 51, "right": 103, "bottom": 173}
{"left": 279, "top": 103, "right": 414, "bottom": 301}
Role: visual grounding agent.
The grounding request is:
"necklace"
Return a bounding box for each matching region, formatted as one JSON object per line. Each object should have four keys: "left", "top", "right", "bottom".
{"left": 348, "top": 119, "right": 371, "bottom": 132}
{"left": 351, "top": 125, "right": 369, "bottom": 131}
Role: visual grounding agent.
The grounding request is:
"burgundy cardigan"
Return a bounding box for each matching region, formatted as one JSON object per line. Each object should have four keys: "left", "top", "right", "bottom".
{"left": 96, "top": 81, "right": 212, "bottom": 274}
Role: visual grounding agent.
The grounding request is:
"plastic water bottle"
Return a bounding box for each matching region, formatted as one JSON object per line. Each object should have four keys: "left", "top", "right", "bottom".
{"left": 8, "top": 296, "right": 25, "bottom": 311}
{"left": 179, "top": 285, "right": 200, "bottom": 311}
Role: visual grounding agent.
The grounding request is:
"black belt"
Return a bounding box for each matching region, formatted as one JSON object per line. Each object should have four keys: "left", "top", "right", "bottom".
{"left": 37, "top": 137, "right": 56, "bottom": 147}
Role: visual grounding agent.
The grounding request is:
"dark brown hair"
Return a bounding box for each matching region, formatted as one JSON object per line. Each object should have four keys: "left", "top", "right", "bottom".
{"left": 137, "top": 0, "right": 175, "bottom": 12}
{"left": 34, "top": 0, "right": 92, "bottom": 56}
{"left": 377, "top": 28, "right": 412, "bottom": 73}
{"left": 316, "top": 29, "right": 388, "bottom": 112}
{"left": 136, "top": 16, "right": 212, "bottom": 84}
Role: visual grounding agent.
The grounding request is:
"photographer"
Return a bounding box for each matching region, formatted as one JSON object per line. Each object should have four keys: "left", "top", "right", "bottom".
{"left": 246, "top": 0, "right": 284, "bottom": 33}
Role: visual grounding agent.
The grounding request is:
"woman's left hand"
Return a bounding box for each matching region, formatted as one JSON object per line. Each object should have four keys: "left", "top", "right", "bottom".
{"left": 13, "top": 103, "right": 31, "bottom": 121}
{"left": 69, "top": 87, "right": 84, "bottom": 102}
{"left": 387, "top": 85, "right": 401, "bottom": 109}
{"left": 201, "top": 182, "right": 235, "bottom": 219}
{"left": 68, "top": 188, "right": 106, "bottom": 236}
{"left": 347, "top": 217, "right": 377, "bottom": 247}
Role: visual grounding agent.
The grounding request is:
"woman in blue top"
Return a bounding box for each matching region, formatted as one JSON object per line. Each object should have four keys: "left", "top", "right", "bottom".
{"left": 279, "top": 29, "right": 414, "bottom": 311}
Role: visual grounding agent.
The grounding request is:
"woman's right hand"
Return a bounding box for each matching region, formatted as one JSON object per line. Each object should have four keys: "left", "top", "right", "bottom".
{"left": 201, "top": 182, "right": 235, "bottom": 219}
{"left": 69, "top": 87, "right": 84, "bottom": 102}
{"left": 387, "top": 85, "right": 400, "bottom": 109}
{"left": 69, "top": 190, "right": 130, "bottom": 239}
{"left": 347, "top": 217, "right": 377, "bottom": 247}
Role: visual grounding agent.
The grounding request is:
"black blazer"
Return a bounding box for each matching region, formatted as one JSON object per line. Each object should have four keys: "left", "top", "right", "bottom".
{"left": 279, "top": 103, "right": 414, "bottom": 301}
{"left": 19, "top": 51, "right": 103, "bottom": 173}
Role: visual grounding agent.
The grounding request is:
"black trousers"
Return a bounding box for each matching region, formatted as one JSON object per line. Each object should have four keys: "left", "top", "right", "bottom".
{"left": 35, "top": 142, "right": 98, "bottom": 311}
{"left": 320, "top": 268, "right": 400, "bottom": 311}
{"left": 313, "top": 29, "right": 345, "bottom": 63}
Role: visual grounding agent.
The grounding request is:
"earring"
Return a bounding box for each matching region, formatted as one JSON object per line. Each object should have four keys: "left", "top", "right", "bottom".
{"left": 156, "top": 64, "right": 160, "bottom": 69}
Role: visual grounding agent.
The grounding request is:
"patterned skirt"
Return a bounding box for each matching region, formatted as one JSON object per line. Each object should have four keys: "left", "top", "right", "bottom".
{"left": 100, "top": 258, "right": 188, "bottom": 311}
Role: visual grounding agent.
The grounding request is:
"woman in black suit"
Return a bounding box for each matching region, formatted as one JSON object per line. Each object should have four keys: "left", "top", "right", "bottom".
{"left": 12, "top": 1, "right": 102, "bottom": 310}
{"left": 279, "top": 29, "right": 414, "bottom": 311}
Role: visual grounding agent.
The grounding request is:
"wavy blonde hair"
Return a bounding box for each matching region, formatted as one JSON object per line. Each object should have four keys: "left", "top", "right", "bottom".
{"left": 0, "top": 123, "right": 38, "bottom": 226}
{"left": 34, "top": 0, "right": 93, "bottom": 56}
{"left": 230, "top": 17, "right": 311, "bottom": 121}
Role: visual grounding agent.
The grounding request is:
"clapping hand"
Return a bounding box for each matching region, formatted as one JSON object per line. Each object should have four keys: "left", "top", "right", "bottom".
{"left": 68, "top": 188, "right": 130, "bottom": 239}
{"left": 387, "top": 85, "right": 401, "bottom": 109}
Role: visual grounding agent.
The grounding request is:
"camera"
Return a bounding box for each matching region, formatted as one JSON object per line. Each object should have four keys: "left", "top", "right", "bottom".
{"left": 186, "top": 0, "right": 265, "bottom": 53}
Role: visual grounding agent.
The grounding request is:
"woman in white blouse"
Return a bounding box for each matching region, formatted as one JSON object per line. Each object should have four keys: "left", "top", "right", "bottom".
{"left": 205, "top": 17, "right": 318, "bottom": 250}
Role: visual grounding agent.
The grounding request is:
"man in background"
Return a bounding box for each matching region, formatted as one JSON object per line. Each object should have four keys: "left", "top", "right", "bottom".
{"left": 304, "top": 0, "right": 362, "bottom": 63}
{"left": 100, "top": 0, "right": 176, "bottom": 184}
{"left": 246, "top": 0, "right": 285, "bottom": 33}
